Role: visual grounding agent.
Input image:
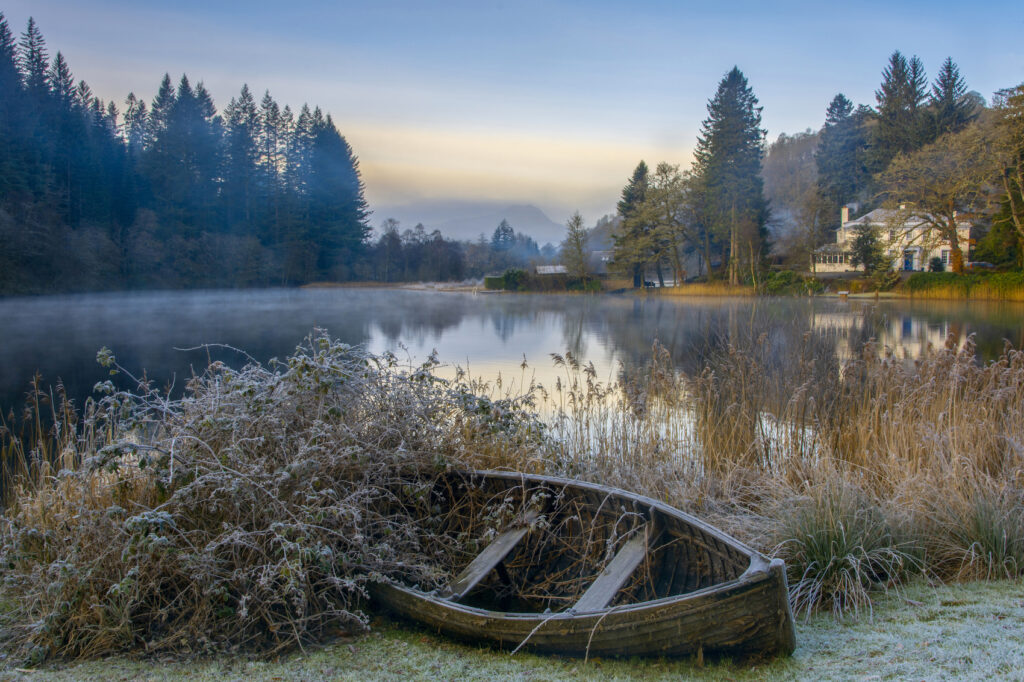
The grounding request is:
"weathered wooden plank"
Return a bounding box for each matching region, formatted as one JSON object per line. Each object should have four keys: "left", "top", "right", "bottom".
{"left": 443, "top": 511, "right": 538, "bottom": 600}
{"left": 573, "top": 530, "right": 648, "bottom": 613}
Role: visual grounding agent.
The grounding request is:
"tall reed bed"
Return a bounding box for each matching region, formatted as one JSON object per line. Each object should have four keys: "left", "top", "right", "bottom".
{"left": 2, "top": 325, "right": 1023, "bottom": 661}
{"left": 654, "top": 282, "right": 757, "bottom": 297}
{"left": 530, "top": 332, "right": 1024, "bottom": 618}
{"left": 903, "top": 272, "right": 1024, "bottom": 301}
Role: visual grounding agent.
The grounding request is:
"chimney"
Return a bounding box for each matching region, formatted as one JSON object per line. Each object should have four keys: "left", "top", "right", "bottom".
{"left": 840, "top": 206, "right": 849, "bottom": 224}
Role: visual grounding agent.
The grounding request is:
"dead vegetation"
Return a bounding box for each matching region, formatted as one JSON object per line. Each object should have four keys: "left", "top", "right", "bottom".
{"left": 540, "top": 333, "right": 1024, "bottom": 620}
{"left": 0, "top": 333, "right": 544, "bottom": 662}
{"left": 2, "top": 326, "right": 1023, "bottom": 664}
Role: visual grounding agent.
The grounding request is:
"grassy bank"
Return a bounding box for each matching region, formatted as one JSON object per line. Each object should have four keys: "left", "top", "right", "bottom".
{"left": 13, "top": 579, "right": 1024, "bottom": 680}
{"left": 2, "top": 329, "right": 1024, "bottom": 666}
{"left": 901, "top": 272, "right": 1024, "bottom": 301}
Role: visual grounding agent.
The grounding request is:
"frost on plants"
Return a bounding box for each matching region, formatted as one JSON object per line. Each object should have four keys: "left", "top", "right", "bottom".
{"left": 0, "top": 332, "right": 544, "bottom": 661}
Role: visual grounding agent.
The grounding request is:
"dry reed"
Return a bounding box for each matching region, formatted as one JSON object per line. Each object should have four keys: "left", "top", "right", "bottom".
{"left": 3, "top": 322, "right": 1024, "bottom": 663}
{"left": 651, "top": 283, "right": 757, "bottom": 297}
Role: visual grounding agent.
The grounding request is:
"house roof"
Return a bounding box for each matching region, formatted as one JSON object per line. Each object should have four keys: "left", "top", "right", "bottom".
{"left": 842, "top": 208, "right": 970, "bottom": 229}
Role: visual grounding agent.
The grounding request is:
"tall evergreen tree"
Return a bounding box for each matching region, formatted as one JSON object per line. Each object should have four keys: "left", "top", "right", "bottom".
{"left": 0, "top": 13, "right": 17, "bottom": 96}
{"left": 223, "top": 84, "right": 260, "bottom": 230}
{"left": 47, "top": 51, "right": 74, "bottom": 107}
{"left": 305, "top": 112, "right": 370, "bottom": 280}
{"left": 17, "top": 17, "right": 47, "bottom": 103}
{"left": 74, "top": 79, "right": 93, "bottom": 110}
{"left": 871, "top": 51, "right": 930, "bottom": 171}
{"left": 816, "top": 93, "right": 869, "bottom": 230}
{"left": 692, "top": 66, "right": 768, "bottom": 285}
{"left": 930, "top": 57, "right": 976, "bottom": 137}
{"left": 47, "top": 52, "right": 84, "bottom": 225}
{"left": 0, "top": 13, "right": 28, "bottom": 200}
{"left": 0, "top": 15, "right": 376, "bottom": 293}
{"left": 255, "top": 90, "right": 284, "bottom": 247}
{"left": 147, "top": 74, "right": 174, "bottom": 144}
{"left": 491, "top": 219, "right": 515, "bottom": 251}
{"left": 611, "top": 160, "right": 650, "bottom": 287}
{"left": 123, "top": 93, "right": 148, "bottom": 156}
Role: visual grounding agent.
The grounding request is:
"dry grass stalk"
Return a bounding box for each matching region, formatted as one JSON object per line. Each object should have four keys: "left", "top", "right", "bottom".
{"left": 0, "top": 333, "right": 546, "bottom": 663}
{"left": 3, "top": 324, "right": 1024, "bottom": 663}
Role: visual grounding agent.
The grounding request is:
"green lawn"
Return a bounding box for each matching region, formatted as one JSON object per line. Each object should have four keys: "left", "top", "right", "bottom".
{"left": 6, "top": 579, "right": 1022, "bottom": 681}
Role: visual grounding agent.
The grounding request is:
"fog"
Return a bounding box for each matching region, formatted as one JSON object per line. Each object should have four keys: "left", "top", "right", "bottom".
{"left": 3, "top": 288, "right": 1023, "bottom": 415}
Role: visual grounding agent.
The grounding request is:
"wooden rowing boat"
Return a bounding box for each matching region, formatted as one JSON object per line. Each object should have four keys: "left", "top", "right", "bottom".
{"left": 370, "top": 470, "right": 796, "bottom": 659}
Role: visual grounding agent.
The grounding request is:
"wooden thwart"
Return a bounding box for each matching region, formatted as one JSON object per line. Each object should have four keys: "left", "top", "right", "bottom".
{"left": 573, "top": 530, "right": 649, "bottom": 613}
{"left": 443, "top": 511, "right": 538, "bottom": 601}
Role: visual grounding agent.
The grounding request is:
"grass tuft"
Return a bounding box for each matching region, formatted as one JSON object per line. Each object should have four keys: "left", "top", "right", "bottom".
{"left": 772, "top": 480, "right": 922, "bottom": 618}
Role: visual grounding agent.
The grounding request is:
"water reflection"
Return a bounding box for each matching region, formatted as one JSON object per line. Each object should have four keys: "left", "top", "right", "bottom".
{"left": 2, "top": 288, "right": 1024, "bottom": 415}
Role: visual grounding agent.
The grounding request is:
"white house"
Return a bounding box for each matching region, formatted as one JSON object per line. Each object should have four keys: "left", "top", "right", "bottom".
{"left": 535, "top": 264, "right": 568, "bottom": 275}
{"left": 813, "top": 206, "right": 973, "bottom": 274}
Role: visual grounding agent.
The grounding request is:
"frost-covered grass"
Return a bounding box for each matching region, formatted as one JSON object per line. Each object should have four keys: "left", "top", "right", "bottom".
{"left": 9, "top": 579, "right": 1023, "bottom": 681}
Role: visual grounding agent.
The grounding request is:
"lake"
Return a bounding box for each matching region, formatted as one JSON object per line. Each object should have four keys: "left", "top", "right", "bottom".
{"left": 3, "top": 287, "right": 1024, "bottom": 415}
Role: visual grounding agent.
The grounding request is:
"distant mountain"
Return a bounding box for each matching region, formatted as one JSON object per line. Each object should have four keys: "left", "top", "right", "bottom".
{"left": 371, "top": 200, "right": 566, "bottom": 245}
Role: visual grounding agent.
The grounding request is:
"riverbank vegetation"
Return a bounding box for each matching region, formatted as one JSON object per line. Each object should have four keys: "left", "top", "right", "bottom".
{"left": 2, "top": 329, "right": 1023, "bottom": 665}
{"left": 901, "top": 271, "right": 1024, "bottom": 301}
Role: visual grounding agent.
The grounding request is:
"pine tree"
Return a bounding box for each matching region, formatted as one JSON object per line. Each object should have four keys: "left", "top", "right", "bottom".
{"left": 17, "top": 17, "right": 48, "bottom": 103}
{"left": 0, "top": 14, "right": 17, "bottom": 97}
{"left": 816, "top": 93, "right": 869, "bottom": 230}
{"left": 692, "top": 66, "right": 767, "bottom": 285}
{"left": 74, "top": 80, "right": 93, "bottom": 110}
{"left": 0, "top": 15, "right": 378, "bottom": 293}
{"left": 147, "top": 74, "right": 174, "bottom": 144}
{"left": 0, "top": 13, "right": 28, "bottom": 200}
{"left": 47, "top": 52, "right": 84, "bottom": 225}
{"left": 223, "top": 84, "right": 260, "bottom": 229}
{"left": 617, "top": 160, "right": 649, "bottom": 218}
{"left": 930, "top": 57, "right": 976, "bottom": 137}
{"left": 123, "top": 93, "right": 148, "bottom": 156}
{"left": 491, "top": 219, "right": 515, "bottom": 251}
{"left": 256, "top": 90, "right": 284, "bottom": 248}
{"left": 47, "top": 52, "right": 74, "bottom": 108}
{"left": 305, "top": 113, "right": 369, "bottom": 280}
{"left": 871, "top": 51, "right": 931, "bottom": 171}
{"left": 611, "top": 160, "right": 650, "bottom": 287}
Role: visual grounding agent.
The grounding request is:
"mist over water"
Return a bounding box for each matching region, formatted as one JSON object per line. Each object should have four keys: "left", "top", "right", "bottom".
{"left": 2, "top": 288, "right": 1024, "bottom": 415}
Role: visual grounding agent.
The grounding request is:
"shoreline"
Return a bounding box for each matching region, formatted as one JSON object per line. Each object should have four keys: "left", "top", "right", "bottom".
{"left": 303, "top": 281, "right": 1024, "bottom": 302}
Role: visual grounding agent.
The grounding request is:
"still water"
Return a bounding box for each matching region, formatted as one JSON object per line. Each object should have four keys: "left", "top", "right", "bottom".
{"left": 3, "top": 287, "right": 1024, "bottom": 414}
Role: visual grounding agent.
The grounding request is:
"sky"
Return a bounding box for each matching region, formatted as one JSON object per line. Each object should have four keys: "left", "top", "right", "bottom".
{"left": 5, "top": 1, "right": 1023, "bottom": 225}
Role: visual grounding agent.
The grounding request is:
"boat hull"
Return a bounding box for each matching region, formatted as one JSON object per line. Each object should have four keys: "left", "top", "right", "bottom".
{"left": 371, "top": 471, "right": 796, "bottom": 659}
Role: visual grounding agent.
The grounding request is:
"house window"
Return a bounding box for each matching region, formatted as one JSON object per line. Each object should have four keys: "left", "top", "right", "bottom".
{"left": 941, "top": 250, "right": 950, "bottom": 265}
{"left": 889, "top": 230, "right": 896, "bottom": 243}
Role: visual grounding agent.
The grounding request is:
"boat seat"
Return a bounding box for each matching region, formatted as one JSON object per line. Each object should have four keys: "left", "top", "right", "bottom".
{"left": 572, "top": 527, "right": 650, "bottom": 613}
{"left": 442, "top": 510, "right": 539, "bottom": 601}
